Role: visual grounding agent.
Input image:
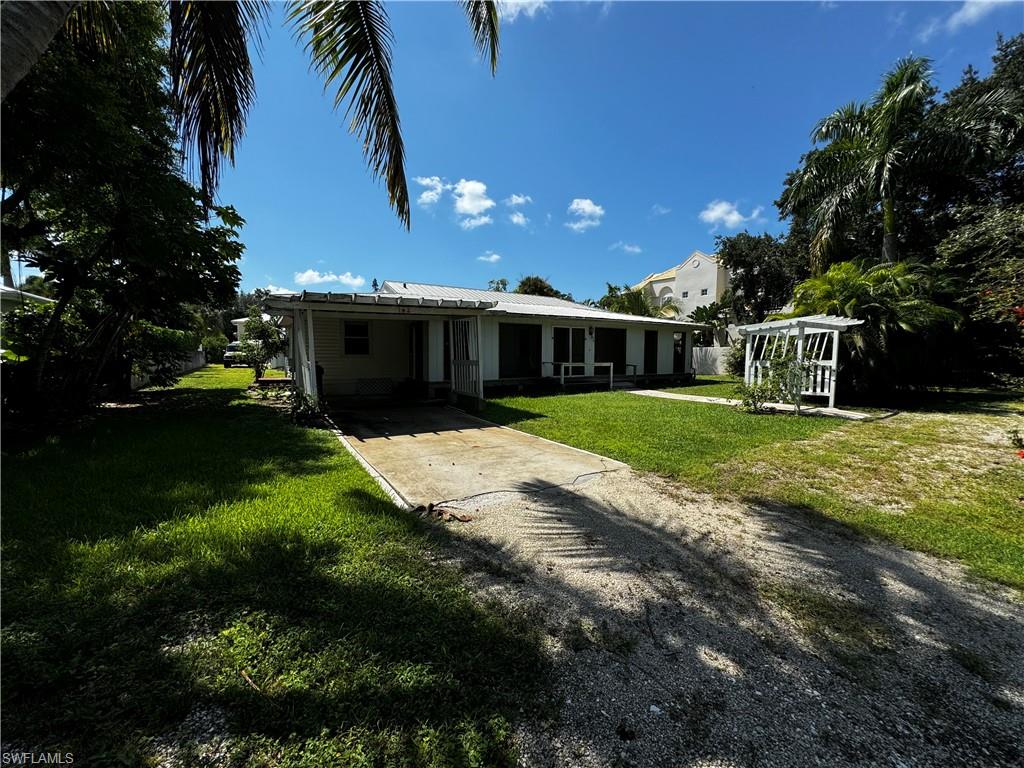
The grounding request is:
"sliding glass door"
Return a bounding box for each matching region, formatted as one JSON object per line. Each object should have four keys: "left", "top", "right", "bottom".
{"left": 553, "top": 326, "right": 586, "bottom": 376}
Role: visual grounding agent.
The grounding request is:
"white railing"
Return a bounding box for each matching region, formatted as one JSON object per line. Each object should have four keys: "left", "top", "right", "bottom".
{"left": 544, "top": 361, "right": 616, "bottom": 389}
{"left": 752, "top": 360, "right": 835, "bottom": 399}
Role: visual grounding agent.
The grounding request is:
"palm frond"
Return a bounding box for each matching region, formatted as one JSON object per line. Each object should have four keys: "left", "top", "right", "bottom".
{"left": 289, "top": 0, "right": 409, "bottom": 228}
{"left": 918, "top": 86, "right": 1023, "bottom": 167}
{"left": 169, "top": 0, "right": 267, "bottom": 203}
{"left": 64, "top": 1, "right": 119, "bottom": 53}
{"left": 812, "top": 102, "right": 868, "bottom": 144}
{"left": 460, "top": 0, "right": 500, "bottom": 74}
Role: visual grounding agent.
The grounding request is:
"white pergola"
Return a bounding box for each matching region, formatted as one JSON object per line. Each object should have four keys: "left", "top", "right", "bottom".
{"left": 736, "top": 314, "right": 864, "bottom": 409}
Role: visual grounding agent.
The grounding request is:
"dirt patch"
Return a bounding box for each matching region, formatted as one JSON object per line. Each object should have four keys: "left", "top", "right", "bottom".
{"left": 437, "top": 469, "right": 1024, "bottom": 768}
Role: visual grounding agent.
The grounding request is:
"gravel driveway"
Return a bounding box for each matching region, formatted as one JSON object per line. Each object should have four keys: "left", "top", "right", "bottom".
{"left": 437, "top": 469, "right": 1023, "bottom": 768}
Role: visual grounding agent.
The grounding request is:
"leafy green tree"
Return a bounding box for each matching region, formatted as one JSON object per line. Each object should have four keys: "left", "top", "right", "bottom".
{"left": 241, "top": 306, "right": 288, "bottom": 379}
{"left": 936, "top": 202, "right": 1024, "bottom": 379}
{"left": 514, "top": 276, "right": 572, "bottom": 301}
{"left": 1, "top": 0, "right": 500, "bottom": 227}
{"left": 1, "top": 3, "right": 243, "bottom": 413}
{"left": 714, "top": 232, "right": 809, "bottom": 323}
{"left": 779, "top": 56, "right": 1020, "bottom": 271}
{"left": 487, "top": 278, "right": 508, "bottom": 292}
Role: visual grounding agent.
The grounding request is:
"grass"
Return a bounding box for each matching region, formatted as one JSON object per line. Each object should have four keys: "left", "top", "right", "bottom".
{"left": 483, "top": 389, "right": 1024, "bottom": 590}
{"left": 1, "top": 367, "right": 545, "bottom": 766}
{"left": 665, "top": 374, "right": 744, "bottom": 399}
{"left": 483, "top": 390, "right": 837, "bottom": 488}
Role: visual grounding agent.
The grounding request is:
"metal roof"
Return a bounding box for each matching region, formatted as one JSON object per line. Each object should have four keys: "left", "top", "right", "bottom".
{"left": 736, "top": 314, "right": 864, "bottom": 335}
{"left": 379, "top": 280, "right": 585, "bottom": 309}
{"left": 265, "top": 281, "right": 706, "bottom": 329}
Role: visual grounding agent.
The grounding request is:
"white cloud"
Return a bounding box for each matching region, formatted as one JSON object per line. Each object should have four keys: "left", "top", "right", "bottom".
{"left": 498, "top": 1, "right": 549, "bottom": 23}
{"left": 650, "top": 204, "right": 671, "bottom": 217}
{"left": 294, "top": 269, "right": 366, "bottom": 288}
{"left": 477, "top": 251, "right": 502, "bottom": 263}
{"left": 917, "top": 1, "right": 1008, "bottom": 42}
{"left": 264, "top": 284, "right": 296, "bottom": 295}
{"left": 459, "top": 215, "right": 493, "bottom": 230}
{"left": 414, "top": 176, "right": 450, "bottom": 207}
{"left": 509, "top": 211, "right": 529, "bottom": 227}
{"left": 565, "top": 198, "right": 605, "bottom": 232}
{"left": 698, "top": 200, "right": 764, "bottom": 231}
{"left": 947, "top": 0, "right": 1003, "bottom": 32}
{"left": 609, "top": 241, "right": 642, "bottom": 254}
{"left": 504, "top": 193, "right": 533, "bottom": 206}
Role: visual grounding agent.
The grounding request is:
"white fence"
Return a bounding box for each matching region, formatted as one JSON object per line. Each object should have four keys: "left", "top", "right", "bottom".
{"left": 130, "top": 349, "right": 207, "bottom": 390}
{"left": 692, "top": 345, "right": 730, "bottom": 375}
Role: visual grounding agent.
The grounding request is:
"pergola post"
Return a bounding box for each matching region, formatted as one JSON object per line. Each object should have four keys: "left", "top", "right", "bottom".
{"left": 829, "top": 329, "right": 839, "bottom": 409}
{"left": 744, "top": 333, "right": 754, "bottom": 385}
{"left": 795, "top": 326, "right": 805, "bottom": 415}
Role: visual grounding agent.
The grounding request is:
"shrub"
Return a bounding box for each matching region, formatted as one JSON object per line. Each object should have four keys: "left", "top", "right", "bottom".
{"left": 201, "top": 331, "right": 229, "bottom": 363}
{"left": 725, "top": 339, "right": 746, "bottom": 377}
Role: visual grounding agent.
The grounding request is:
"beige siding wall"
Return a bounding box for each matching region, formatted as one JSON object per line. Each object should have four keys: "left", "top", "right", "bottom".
{"left": 313, "top": 315, "right": 413, "bottom": 395}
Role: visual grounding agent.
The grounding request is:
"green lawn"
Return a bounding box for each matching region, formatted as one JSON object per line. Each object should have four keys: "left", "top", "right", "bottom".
{"left": 665, "top": 374, "right": 744, "bottom": 399}
{"left": 483, "top": 390, "right": 1024, "bottom": 590}
{"left": 1, "top": 367, "right": 544, "bottom": 766}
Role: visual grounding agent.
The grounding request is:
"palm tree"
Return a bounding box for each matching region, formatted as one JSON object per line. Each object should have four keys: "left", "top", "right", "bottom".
{"left": 687, "top": 299, "right": 728, "bottom": 345}
{"left": 790, "top": 260, "right": 959, "bottom": 373}
{"left": 598, "top": 283, "right": 678, "bottom": 318}
{"left": 1, "top": 0, "right": 500, "bottom": 227}
{"left": 779, "top": 56, "right": 1020, "bottom": 272}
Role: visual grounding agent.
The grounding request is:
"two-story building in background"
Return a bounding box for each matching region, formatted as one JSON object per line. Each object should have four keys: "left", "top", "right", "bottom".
{"left": 633, "top": 249, "right": 731, "bottom": 321}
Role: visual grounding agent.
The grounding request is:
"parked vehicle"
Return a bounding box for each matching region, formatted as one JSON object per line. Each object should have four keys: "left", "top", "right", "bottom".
{"left": 223, "top": 341, "right": 246, "bottom": 368}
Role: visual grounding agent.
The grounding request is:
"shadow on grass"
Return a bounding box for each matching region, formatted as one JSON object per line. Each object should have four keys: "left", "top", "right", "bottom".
{"left": 1, "top": 380, "right": 546, "bottom": 766}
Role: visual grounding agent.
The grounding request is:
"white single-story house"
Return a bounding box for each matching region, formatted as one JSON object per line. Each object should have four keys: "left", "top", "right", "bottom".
{"left": 264, "top": 281, "right": 706, "bottom": 406}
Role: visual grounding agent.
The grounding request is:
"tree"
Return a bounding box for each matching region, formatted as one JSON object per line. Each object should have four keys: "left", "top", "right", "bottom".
{"left": 1, "top": 3, "right": 243, "bottom": 415}
{"left": 936, "top": 202, "right": 1024, "bottom": 379}
{"left": 779, "top": 56, "right": 1021, "bottom": 271}
{"left": 687, "top": 298, "right": 729, "bottom": 345}
{"left": 714, "top": 232, "right": 809, "bottom": 323}
{"left": 514, "top": 276, "right": 572, "bottom": 300}
{"left": 487, "top": 278, "right": 508, "bottom": 292}
{"left": 1, "top": 0, "right": 500, "bottom": 227}
{"left": 240, "top": 306, "right": 287, "bottom": 379}
{"left": 597, "top": 283, "right": 676, "bottom": 318}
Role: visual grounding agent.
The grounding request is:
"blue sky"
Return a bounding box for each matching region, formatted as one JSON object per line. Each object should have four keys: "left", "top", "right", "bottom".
{"left": 218, "top": 0, "right": 1022, "bottom": 301}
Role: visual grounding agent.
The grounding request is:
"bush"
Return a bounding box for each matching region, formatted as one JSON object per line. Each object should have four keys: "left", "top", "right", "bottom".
{"left": 201, "top": 331, "right": 229, "bottom": 363}
{"left": 725, "top": 339, "right": 746, "bottom": 377}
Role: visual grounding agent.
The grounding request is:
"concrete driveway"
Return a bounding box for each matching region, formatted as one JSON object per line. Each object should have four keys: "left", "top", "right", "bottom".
{"left": 331, "top": 406, "right": 626, "bottom": 507}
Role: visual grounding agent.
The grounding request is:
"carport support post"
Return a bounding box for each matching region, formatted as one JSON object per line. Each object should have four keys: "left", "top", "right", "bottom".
{"left": 306, "top": 308, "right": 317, "bottom": 406}
{"left": 475, "top": 315, "right": 484, "bottom": 403}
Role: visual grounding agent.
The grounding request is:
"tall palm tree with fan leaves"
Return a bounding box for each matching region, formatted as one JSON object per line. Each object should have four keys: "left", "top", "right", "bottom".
{"left": 778, "top": 56, "right": 1020, "bottom": 273}
{"left": 0, "top": 0, "right": 500, "bottom": 228}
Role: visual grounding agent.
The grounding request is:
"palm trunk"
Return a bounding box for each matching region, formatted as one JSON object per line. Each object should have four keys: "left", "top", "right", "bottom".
{"left": 882, "top": 197, "right": 897, "bottom": 262}
{"left": 1, "top": 1, "right": 79, "bottom": 100}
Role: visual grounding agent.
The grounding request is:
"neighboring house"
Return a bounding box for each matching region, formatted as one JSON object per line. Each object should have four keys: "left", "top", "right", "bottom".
{"left": 0, "top": 285, "right": 54, "bottom": 314}
{"left": 633, "top": 250, "right": 730, "bottom": 321}
{"left": 264, "top": 280, "right": 705, "bottom": 404}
